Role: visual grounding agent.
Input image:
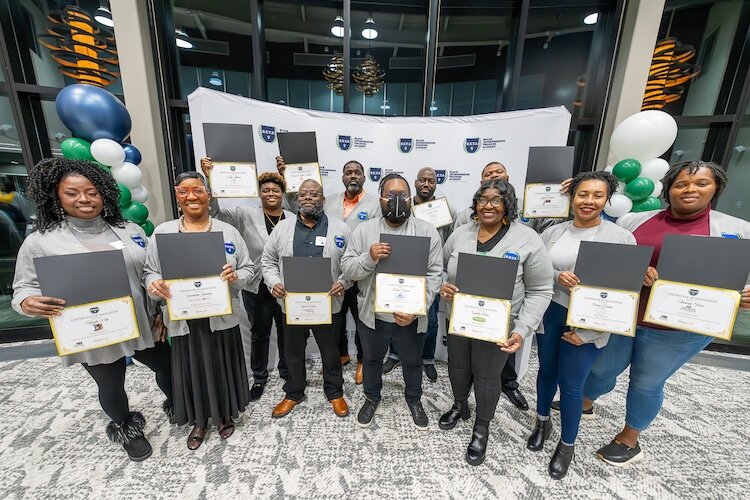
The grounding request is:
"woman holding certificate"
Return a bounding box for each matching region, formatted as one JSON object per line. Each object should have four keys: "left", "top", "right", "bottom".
{"left": 583, "top": 161, "right": 750, "bottom": 467}
{"left": 12, "top": 158, "right": 172, "bottom": 462}
{"left": 439, "top": 179, "right": 553, "bottom": 466}
{"left": 529, "top": 171, "right": 635, "bottom": 479}
{"left": 145, "top": 172, "right": 253, "bottom": 450}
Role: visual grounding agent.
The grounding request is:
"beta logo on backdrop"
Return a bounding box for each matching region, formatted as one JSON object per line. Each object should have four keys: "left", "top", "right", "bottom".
{"left": 464, "top": 137, "right": 481, "bottom": 154}
{"left": 399, "top": 138, "right": 413, "bottom": 154}
{"left": 369, "top": 167, "right": 382, "bottom": 182}
{"left": 260, "top": 125, "right": 276, "bottom": 143}
{"left": 337, "top": 135, "right": 352, "bottom": 151}
{"left": 435, "top": 170, "right": 446, "bottom": 184}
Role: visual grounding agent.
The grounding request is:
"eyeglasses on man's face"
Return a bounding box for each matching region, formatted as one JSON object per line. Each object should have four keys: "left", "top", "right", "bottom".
{"left": 380, "top": 191, "right": 410, "bottom": 201}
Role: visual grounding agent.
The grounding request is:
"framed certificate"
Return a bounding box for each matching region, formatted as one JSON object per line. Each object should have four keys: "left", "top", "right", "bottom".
{"left": 643, "top": 280, "right": 741, "bottom": 340}
{"left": 49, "top": 296, "right": 141, "bottom": 356}
{"left": 284, "top": 162, "right": 322, "bottom": 193}
{"left": 210, "top": 161, "right": 259, "bottom": 198}
{"left": 566, "top": 285, "right": 639, "bottom": 337}
{"left": 412, "top": 197, "right": 453, "bottom": 228}
{"left": 374, "top": 273, "right": 427, "bottom": 315}
{"left": 165, "top": 276, "right": 233, "bottom": 321}
{"left": 285, "top": 292, "right": 333, "bottom": 325}
{"left": 522, "top": 183, "right": 569, "bottom": 218}
{"left": 448, "top": 292, "right": 511, "bottom": 343}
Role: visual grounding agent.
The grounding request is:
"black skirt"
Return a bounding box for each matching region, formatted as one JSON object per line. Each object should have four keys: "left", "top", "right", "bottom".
{"left": 171, "top": 319, "right": 250, "bottom": 427}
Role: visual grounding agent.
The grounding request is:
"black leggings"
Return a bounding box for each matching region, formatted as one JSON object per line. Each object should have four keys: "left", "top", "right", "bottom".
{"left": 83, "top": 341, "right": 172, "bottom": 423}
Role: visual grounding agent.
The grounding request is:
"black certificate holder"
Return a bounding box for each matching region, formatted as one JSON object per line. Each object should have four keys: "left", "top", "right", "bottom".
{"left": 656, "top": 234, "right": 750, "bottom": 290}
{"left": 156, "top": 232, "right": 227, "bottom": 280}
{"left": 454, "top": 252, "right": 519, "bottom": 300}
{"left": 277, "top": 131, "right": 318, "bottom": 164}
{"left": 283, "top": 257, "right": 332, "bottom": 293}
{"left": 203, "top": 123, "right": 256, "bottom": 162}
{"left": 375, "top": 234, "right": 430, "bottom": 276}
{"left": 35, "top": 250, "right": 131, "bottom": 306}
{"left": 574, "top": 241, "right": 654, "bottom": 292}
{"left": 526, "top": 146, "right": 575, "bottom": 183}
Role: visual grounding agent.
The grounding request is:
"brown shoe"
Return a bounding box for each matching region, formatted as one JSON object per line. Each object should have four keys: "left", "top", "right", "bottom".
{"left": 330, "top": 397, "right": 349, "bottom": 417}
{"left": 355, "top": 362, "right": 364, "bottom": 385}
{"left": 272, "top": 396, "right": 305, "bottom": 418}
{"left": 340, "top": 355, "right": 351, "bottom": 366}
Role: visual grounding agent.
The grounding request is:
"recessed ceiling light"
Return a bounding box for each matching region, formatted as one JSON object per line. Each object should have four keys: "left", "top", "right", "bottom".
{"left": 362, "top": 17, "right": 378, "bottom": 40}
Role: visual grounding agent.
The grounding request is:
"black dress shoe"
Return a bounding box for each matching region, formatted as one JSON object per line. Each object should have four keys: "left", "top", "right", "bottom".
{"left": 382, "top": 357, "right": 400, "bottom": 374}
{"left": 466, "top": 423, "right": 489, "bottom": 466}
{"left": 438, "top": 400, "right": 470, "bottom": 431}
{"left": 250, "top": 383, "right": 265, "bottom": 402}
{"left": 503, "top": 387, "right": 529, "bottom": 411}
{"left": 549, "top": 441, "right": 575, "bottom": 480}
{"left": 526, "top": 417, "right": 552, "bottom": 451}
{"left": 423, "top": 363, "right": 438, "bottom": 382}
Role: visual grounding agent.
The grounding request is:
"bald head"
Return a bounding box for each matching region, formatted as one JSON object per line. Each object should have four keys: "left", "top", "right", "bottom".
{"left": 299, "top": 178, "right": 323, "bottom": 194}
{"left": 415, "top": 167, "right": 437, "bottom": 202}
{"left": 298, "top": 179, "right": 325, "bottom": 219}
{"left": 481, "top": 162, "right": 508, "bottom": 182}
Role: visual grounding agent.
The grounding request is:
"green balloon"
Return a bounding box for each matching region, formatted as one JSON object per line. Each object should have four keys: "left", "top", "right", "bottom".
{"left": 631, "top": 196, "right": 662, "bottom": 212}
{"left": 612, "top": 159, "right": 642, "bottom": 183}
{"left": 60, "top": 137, "right": 93, "bottom": 160}
{"left": 140, "top": 219, "right": 154, "bottom": 236}
{"left": 624, "top": 177, "right": 655, "bottom": 201}
{"left": 122, "top": 201, "right": 149, "bottom": 224}
{"left": 117, "top": 183, "right": 131, "bottom": 207}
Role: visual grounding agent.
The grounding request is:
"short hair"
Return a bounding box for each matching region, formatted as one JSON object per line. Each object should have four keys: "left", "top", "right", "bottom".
{"left": 661, "top": 160, "right": 727, "bottom": 204}
{"left": 258, "top": 171, "right": 286, "bottom": 193}
{"left": 343, "top": 160, "right": 364, "bottom": 174}
{"left": 379, "top": 173, "right": 410, "bottom": 195}
{"left": 471, "top": 179, "right": 518, "bottom": 223}
{"left": 568, "top": 170, "right": 619, "bottom": 202}
{"left": 481, "top": 161, "right": 505, "bottom": 176}
{"left": 174, "top": 171, "right": 207, "bottom": 187}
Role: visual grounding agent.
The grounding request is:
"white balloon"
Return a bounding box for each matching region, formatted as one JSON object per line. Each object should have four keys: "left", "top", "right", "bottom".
{"left": 111, "top": 162, "right": 142, "bottom": 188}
{"left": 90, "top": 138, "right": 126, "bottom": 166}
{"left": 604, "top": 164, "right": 614, "bottom": 173}
{"left": 130, "top": 184, "right": 149, "bottom": 203}
{"left": 616, "top": 181, "right": 626, "bottom": 194}
{"left": 640, "top": 158, "right": 670, "bottom": 182}
{"left": 650, "top": 180, "right": 664, "bottom": 198}
{"left": 604, "top": 193, "right": 633, "bottom": 218}
{"left": 609, "top": 111, "right": 678, "bottom": 163}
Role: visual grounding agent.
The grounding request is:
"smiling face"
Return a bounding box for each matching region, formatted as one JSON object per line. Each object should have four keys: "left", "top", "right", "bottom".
{"left": 260, "top": 181, "right": 283, "bottom": 211}
{"left": 415, "top": 168, "right": 437, "bottom": 200}
{"left": 481, "top": 163, "right": 508, "bottom": 182}
{"left": 572, "top": 179, "right": 609, "bottom": 225}
{"left": 175, "top": 177, "right": 210, "bottom": 218}
{"left": 297, "top": 179, "right": 325, "bottom": 218}
{"left": 342, "top": 162, "right": 365, "bottom": 196}
{"left": 668, "top": 166, "right": 717, "bottom": 216}
{"left": 475, "top": 187, "right": 506, "bottom": 227}
{"left": 57, "top": 174, "right": 103, "bottom": 219}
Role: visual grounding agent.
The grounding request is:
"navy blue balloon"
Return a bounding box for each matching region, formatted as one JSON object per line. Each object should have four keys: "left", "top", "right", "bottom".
{"left": 122, "top": 144, "right": 142, "bottom": 165}
{"left": 55, "top": 84, "right": 132, "bottom": 143}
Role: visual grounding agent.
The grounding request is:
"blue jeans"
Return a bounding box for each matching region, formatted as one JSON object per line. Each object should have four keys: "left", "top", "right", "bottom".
{"left": 536, "top": 302, "right": 602, "bottom": 444}
{"left": 387, "top": 295, "right": 439, "bottom": 364}
{"left": 584, "top": 325, "right": 712, "bottom": 431}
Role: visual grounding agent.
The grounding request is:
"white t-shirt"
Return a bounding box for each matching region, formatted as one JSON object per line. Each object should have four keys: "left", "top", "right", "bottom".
{"left": 548, "top": 224, "right": 599, "bottom": 307}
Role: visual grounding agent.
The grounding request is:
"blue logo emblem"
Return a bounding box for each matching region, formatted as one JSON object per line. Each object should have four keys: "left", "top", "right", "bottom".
{"left": 369, "top": 167, "right": 382, "bottom": 182}
{"left": 478, "top": 301, "right": 485, "bottom": 307}
{"left": 357, "top": 211, "right": 368, "bottom": 221}
{"left": 334, "top": 235, "right": 345, "bottom": 248}
{"left": 721, "top": 232, "right": 741, "bottom": 239}
{"left": 435, "top": 170, "right": 446, "bottom": 185}
{"left": 464, "top": 138, "right": 481, "bottom": 154}
{"left": 600, "top": 292, "right": 608, "bottom": 299}
{"left": 131, "top": 235, "right": 145, "bottom": 248}
{"left": 520, "top": 217, "right": 530, "bottom": 223}
{"left": 502, "top": 251, "right": 520, "bottom": 261}
{"left": 337, "top": 135, "right": 352, "bottom": 151}
{"left": 399, "top": 138, "right": 413, "bottom": 154}
{"left": 224, "top": 242, "right": 236, "bottom": 255}
{"left": 260, "top": 125, "right": 276, "bottom": 143}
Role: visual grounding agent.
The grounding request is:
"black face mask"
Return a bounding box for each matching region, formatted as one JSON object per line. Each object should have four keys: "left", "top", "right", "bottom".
{"left": 382, "top": 196, "right": 410, "bottom": 224}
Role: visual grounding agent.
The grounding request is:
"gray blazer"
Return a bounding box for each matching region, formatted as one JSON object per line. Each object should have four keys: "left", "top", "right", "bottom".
{"left": 617, "top": 209, "right": 750, "bottom": 238}
{"left": 324, "top": 191, "right": 382, "bottom": 232}
{"left": 454, "top": 206, "right": 563, "bottom": 234}
{"left": 261, "top": 215, "right": 352, "bottom": 314}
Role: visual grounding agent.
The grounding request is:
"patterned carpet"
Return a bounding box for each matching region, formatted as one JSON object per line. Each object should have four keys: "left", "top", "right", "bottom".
{"left": 0, "top": 350, "right": 748, "bottom": 500}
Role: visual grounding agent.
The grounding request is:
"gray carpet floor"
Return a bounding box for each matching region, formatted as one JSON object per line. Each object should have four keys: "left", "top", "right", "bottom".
{"left": 0, "top": 350, "right": 748, "bottom": 499}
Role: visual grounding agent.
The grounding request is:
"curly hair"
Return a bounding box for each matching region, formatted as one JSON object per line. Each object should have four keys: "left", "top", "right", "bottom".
{"left": 568, "top": 170, "right": 619, "bottom": 202}
{"left": 27, "top": 157, "right": 125, "bottom": 233}
{"left": 258, "top": 171, "right": 286, "bottom": 193}
{"left": 661, "top": 160, "right": 727, "bottom": 205}
{"left": 471, "top": 179, "right": 518, "bottom": 223}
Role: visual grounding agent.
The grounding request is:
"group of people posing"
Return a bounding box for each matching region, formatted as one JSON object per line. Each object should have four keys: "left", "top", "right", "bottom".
{"left": 12, "top": 154, "right": 750, "bottom": 481}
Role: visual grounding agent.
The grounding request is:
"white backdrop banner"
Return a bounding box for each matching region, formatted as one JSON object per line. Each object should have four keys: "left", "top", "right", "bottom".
{"left": 188, "top": 87, "right": 571, "bottom": 380}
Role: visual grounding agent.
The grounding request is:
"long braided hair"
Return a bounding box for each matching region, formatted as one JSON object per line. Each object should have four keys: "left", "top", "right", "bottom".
{"left": 27, "top": 158, "right": 125, "bottom": 233}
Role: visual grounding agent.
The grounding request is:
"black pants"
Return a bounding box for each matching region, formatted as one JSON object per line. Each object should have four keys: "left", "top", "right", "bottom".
{"left": 447, "top": 334, "right": 509, "bottom": 422}
{"left": 358, "top": 318, "right": 425, "bottom": 404}
{"left": 502, "top": 353, "right": 519, "bottom": 390}
{"left": 83, "top": 341, "right": 172, "bottom": 423}
{"left": 338, "top": 285, "right": 363, "bottom": 361}
{"left": 242, "top": 288, "right": 287, "bottom": 384}
{"left": 283, "top": 313, "right": 344, "bottom": 401}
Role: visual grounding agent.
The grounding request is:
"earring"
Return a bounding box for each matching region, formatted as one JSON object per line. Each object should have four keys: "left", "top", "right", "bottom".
{"left": 59, "top": 206, "right": 66, "bottom": 219}
{"left": 502, "top": 217, "right": 508, "bottom": 225}
{"left": 104, "top": 207, "right": 109, "bottom": 218}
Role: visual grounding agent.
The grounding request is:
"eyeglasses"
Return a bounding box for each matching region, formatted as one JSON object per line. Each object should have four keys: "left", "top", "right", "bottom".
{"left": 380, "top": 191, "right": 410, "bottom": 201}
{"left": 298, "top": 190, "right": 322, "bottom": 199}
{"left": 175, "top": 187, "right": 208, "bottom": 197}
{"left": 476, "top": 196, "right": 504, "bottom": 208}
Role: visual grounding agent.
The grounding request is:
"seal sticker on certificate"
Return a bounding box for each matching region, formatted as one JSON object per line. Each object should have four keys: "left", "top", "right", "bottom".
{"left": 283, "top": 257, "right": 333, "bottom": 325}
{"left": 375, "top": 233, "right": 430, "bottom": 316}
{"left": 210, "top": 162, "right": 259, "bottom": 198}
{"left": 278, "top": 131, "right": 322, "bottom": 192}
{"left": 523, "top": 146, "right": 574, "bottom": 218}
{"left": 413, "top": 197, "right": 454, "bottom": 228}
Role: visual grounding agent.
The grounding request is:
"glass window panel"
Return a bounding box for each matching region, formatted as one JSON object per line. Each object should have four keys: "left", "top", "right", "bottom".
{"left": 385, "top": 83, "right": 406, "bottom": 117}
{"left": 309, "top": 80, "right": 332, "bottom": 112}
{"left": 267, "top": 78, "right": 289, "bottom": 105}
{"left": 431, "top": 83, "right": 451, "bottom": 117}
{"left": 40, "top": 99, "right": 73, "bottom": 157}
{"left": 450, "top": 81, "right": 475, "bottom": 116}
{"left": 473, "top": 79, "right": 499, "bottom": 115}
{"left": 288, "top": 79, "right": 310, "bottom": 109}
{"left": 668, "top": 125, "right": 713, "bottom": 164}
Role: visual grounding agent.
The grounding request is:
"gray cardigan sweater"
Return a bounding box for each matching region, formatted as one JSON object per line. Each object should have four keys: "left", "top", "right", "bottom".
{"left": 324, "top": 191, "right": 382, "bottom": 232}
{"left": 454, "top": 206, "right": 562, "bottom": 234}
{"left": 443, "top": 221, "right": 553, "bottom": 340}
{"left": 617, "top": 208, "right": 750, "bottom": 237}
{"left": 261, "top": 215, "right": 352, "bottom": 314}
{"left": 341, "top": 216, "right": 443, "bottom": 332}
{"left": 144, "top": 218, "right": 253, "bottom": 337}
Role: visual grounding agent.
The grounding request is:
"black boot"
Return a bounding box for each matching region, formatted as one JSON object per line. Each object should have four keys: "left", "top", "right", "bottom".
{"left": 549, "top": 441, "right": 575, "bottom": 480}
{"left": 438, "top": 400, "right": 470, "bottom": 430}
{"left": 465, "top": 423, "right": 489, "bottom": 466}
{"left": 162, "top": 399, "right": 176, "bottom": 424}
{"left": 526, "top": 417, "right": 552, "bottom": 451}
{"left": 106, "top": 411, "right": 152, "bottom": 462}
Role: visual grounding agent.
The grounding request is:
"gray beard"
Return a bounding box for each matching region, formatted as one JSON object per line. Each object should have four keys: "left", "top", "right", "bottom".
{"left": 299, "top": 203, "right": 324, "bottom": 220}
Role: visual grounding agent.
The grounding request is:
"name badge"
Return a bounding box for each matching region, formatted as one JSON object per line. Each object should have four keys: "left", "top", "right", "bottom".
{"left": 109, "top": 240, "right": 126, "bottom": 250}
{"left": 315, "top": 236, "right": 327, "bottom": 247}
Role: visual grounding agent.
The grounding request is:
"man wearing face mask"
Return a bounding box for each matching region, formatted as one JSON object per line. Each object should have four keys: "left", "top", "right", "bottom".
{"left": 341, "top": 173, "right": 443, "bottom": 429}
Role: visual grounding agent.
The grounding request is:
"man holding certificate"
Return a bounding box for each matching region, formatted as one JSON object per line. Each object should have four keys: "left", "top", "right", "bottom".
{"left": 341, "top": 173, "right": 443, "bottom": 430}
{"left": 439, "top": 179, "right": 553, "bottom": 466}
{"left": 582, "top": 161, "right": 750, "bottom": 467}
{"left": 261, "top": 179, "right": 353, "bottom": 418}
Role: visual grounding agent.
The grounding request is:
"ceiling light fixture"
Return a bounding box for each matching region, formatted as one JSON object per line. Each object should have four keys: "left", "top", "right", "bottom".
{"left": 331, "top": 15, "right": 344, "bottom": 38}
{"left": 362, "top": 17, "right": 378, "bottom": 40}
{"left": 175, "top": 28, "right": 194, "bottom": 49}
{"left": 94, "top": 5, "right": 113, "bottom": 27}
{"left": 583, "top": 13, "right": 598, "bottom": 25}
{"left": 209, "top": 71, "right": 223, "bottom": 86}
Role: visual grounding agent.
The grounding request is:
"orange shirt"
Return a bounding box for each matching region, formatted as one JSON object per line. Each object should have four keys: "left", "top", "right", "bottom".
{"left": 343, "top": 190, "right": 366, "bottom": 218}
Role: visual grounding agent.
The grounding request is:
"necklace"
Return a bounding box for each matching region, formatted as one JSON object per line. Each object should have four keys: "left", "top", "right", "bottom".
{"left": 264, "top": 210, "right": 282, "bottom": 228}
{"left": 179, "top": 215, "right": 213, "bottom": 233}
{"left": 67, "top": 217, "right": 109, "bottom": 234}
